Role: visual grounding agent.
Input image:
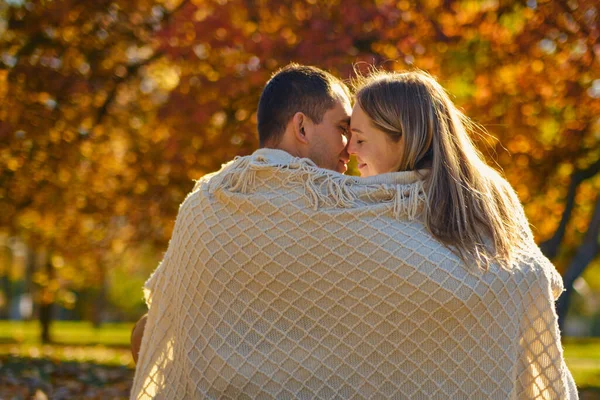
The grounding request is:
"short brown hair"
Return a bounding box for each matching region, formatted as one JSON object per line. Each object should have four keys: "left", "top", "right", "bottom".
{"left": 257, "top": 63, "right": 350, "bottom": 147}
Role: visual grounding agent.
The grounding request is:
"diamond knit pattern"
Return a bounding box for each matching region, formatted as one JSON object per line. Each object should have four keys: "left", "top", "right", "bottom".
{"left": 130, "top": 149, "right": 577, "bottom": 399}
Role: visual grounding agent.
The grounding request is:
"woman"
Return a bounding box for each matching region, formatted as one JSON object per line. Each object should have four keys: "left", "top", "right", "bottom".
{"left": 347, "top": 70, "right": 578, "bottom": 398}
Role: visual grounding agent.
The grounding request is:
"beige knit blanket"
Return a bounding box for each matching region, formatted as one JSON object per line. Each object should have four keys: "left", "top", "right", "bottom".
{"left": 130, "top": 148, "right": 577, "bottom": 399}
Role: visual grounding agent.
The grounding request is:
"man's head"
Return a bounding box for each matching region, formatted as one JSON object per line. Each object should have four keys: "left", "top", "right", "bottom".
{"left": 257, "top": 63, "right": 352, "bottom": 173}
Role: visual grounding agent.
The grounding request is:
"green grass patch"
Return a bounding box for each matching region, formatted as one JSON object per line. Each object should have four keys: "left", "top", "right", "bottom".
{"left": 0, "top": 320, "right": 134, "bottom": 347}
{"left": 0, "top": 343, "right": 134, "bottom": 367}
{"left": 564, "top": 337, "right": 600, "bottom": 392}
{"left": 0, "top": 320, "right": 136, "bottom": 368}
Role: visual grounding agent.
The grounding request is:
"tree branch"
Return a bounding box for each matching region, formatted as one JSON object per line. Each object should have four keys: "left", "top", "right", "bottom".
{"left": 93, "top": 0, "right": 190, "bottom": 127}
{"left": 94, "top": 51, "right": 164, "bottom": 127}
{"left": 557, "top": 194, "right": 600, "bottom": 330}
{"left": 540, "top": 157, "right": 600, "bottom": 258}
{"left": 554, "top": 0, "right": 592, "bottom": 38}
{"left": 565, "top": 196, "right": 600, "bottom": 285}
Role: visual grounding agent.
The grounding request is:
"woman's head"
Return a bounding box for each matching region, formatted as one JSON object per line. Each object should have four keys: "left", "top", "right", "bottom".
{"left": 348, "top": 104, "right": 403, "bottom": 176}
{"left": 349, "top": 71, "right": 439, "bottom": 176}
{"left": 350, "top": 69, "right": 526, "bottom": 270}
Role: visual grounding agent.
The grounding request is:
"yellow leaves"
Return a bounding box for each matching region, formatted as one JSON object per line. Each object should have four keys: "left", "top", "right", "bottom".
{"left": 243, "top": 21, "right": 257, "bottom": 35}
{"left": 447, "top": 76, "right": 475, "bottom": 100}
{"left": 422, "top": 0, "right": 441, "bottom": 7}
{"left": 33, "top": 271, "right": 60, "bottom": 294}
{"left": 280, "top": 28, "right": 298, "bottom": 46}
{"left": 151, "top": 125, "right": 171, "bottom": 143}
{"left": 396, "top": 1, "right": 410, "bottom": 11}
{"left": 496, "top": 65, "right": 518, "bottom": 95}
{"left": 58, "top": 168, "right": 71, "bottom": 185}
{"left": 438, "top": 12, "right": 458, "bottom": 37}
{"left": 515, "top": 154, "right": 529, "bottom": 168}
{"left": 0, "top": 69, "right": 7, "bottom": 101}
{"left": 211, "top": 111, "right": 227, "bottom": 127}
{"left": 539, "top": 117, "right": 560, "bottom": 147}
{"left": 62, "top": 130, "right": 76, "bottom": 143}
{"left": 80, "top": 142, "right": 93, "bottom": 159}
{"left": 507, "top": 134, "right": 531, "bottom": 154}
{"left": 134, "top": 179, "right": 148, "bottom": 194}
{"left": 125, "top": 152, "right": 137, "bottom": 164}
{"left": 187, "top": 168, "right": 205, "bottom": 180}
{"left": 498, "top": 5, "right": 527, "bottom": 34}
{"left": 51, "top": 254, "right": 65, "bottom": 269}
{"left": 75, "top": 195, "right": 87, "bottom": 210}
{"left": 192, "top": 136, "right": 204, "bottom": 149}
{"left": 371, "top": 43, "right": 399, "bottom": 60}
{"left": 114, "top": 198, "right": 128, "bottom": 215}
{"left": 93, "top": 90, "right": 108, "bottom": 108}
{"left": 473, "top": 76, "right": 491, "bottom": 105}
{"left": 521, "top": 104, "right": 540, "bottom": 127}
{"left": 531, "top": 60, "right": 544, "bottom": 73}
{"left": 111, "top": 239, "right": 126, "bottom": 254}
{"left": 539, "top": 83, "right": 553, "bottom": 99}
{"left": 193, "top": 5, "right": 212, "bottom": 21}
{"left": 182, "top": 22, "right": 196, "bottom": 42}
{"left": 61, "top": 26, "right": 77, "bottom": 43}
{"left": 557, "top": 163, "right": 574, "bottom": 178}
{"left": 235, "top": 109, "right": 248, "bottom": 121}
{"left": 573, "top": 180, "right": 600, "bottom": 234}
{"left": 60, "top": 290, "right": 77, "bottom": 309}
{"left": 7, "top": 156, "right": 23, "bottom": 171}
{"left": 145, "top": 60, "right": 180, "bottom": 91}
{"left": 18, "top": 209, "right": 41, "bottom": 231}
{"left": 183, "top": 152, "right": 196, "bottom": 166}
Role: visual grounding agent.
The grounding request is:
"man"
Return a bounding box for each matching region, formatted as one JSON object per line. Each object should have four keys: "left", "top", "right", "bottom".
{"left": 130, "top": 63, "right": 352, "bottom": 364}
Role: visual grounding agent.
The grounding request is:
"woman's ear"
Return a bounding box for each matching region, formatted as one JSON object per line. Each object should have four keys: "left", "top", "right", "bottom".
{"left": 292, "top": 112, "right": 311, "bottom": 145}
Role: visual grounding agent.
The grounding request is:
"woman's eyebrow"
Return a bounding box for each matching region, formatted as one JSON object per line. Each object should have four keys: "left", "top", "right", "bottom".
{"left": 351, "top": 128, "right": 363, "bottom": 133}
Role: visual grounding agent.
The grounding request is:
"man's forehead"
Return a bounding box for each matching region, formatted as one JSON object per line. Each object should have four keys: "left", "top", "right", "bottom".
{"left": 331, "top": 83, "right": 352, "bottom": 117}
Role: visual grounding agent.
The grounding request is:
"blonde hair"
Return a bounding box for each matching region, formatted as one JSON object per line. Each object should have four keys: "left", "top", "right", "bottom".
{"left": 354, "top": 70, "right": 526, "bottom": 270}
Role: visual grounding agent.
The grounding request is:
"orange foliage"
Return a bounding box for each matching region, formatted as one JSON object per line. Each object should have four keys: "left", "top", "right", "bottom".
{"left": 0, "top": 0, "right": 598, "bottom": 291}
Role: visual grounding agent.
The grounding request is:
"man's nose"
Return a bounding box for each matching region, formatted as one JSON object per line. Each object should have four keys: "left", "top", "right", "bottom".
{"left": 340, "top": 144, "right": 350, "bottom": 162}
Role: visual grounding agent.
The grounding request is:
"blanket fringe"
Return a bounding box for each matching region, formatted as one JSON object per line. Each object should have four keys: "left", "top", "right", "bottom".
{"left": 213, "top": 155, "right": 425, "bottom": 220}
{"left": 393, "top": 180, "right": 426, "bottom": 220}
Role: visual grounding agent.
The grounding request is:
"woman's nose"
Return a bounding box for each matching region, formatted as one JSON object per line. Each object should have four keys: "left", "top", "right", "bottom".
{"left": 347, "top": 139, "right": 356, "bottom": 155}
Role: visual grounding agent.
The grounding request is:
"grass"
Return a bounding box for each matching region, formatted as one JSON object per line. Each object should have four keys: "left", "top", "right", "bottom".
{"left": 0, "top": 320, "right": 135, "bottom": 367}
{"left": 0, "top": 320, "right": 134, "bottom": 347}
{"left": 563, "top": 337, "right": 600, "bottom": 394}
{"left": 1, "top": 321, "right": 599, "bottom": 393}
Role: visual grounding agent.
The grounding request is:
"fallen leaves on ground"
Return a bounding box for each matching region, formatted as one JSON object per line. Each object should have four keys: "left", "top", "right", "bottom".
{"left": 0, "top": 355, "right": 134, "bottom": 399}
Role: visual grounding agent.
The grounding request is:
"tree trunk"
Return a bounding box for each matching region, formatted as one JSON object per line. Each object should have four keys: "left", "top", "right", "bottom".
{"left": 39, "top": 251, "right": 55, "bottom": 344}
{"left": 92, "top": 263, "right": 106, "bottom": 328}
{"left": 39, "top": 297, "right": 53, "bottom": 343}
{"left": 0, "top": 243, "right": 12, "bottom": 319}
{"left": 540, "top": 159, "right": 600, "bottom": 259}
{"left": 557, "top": 196, "right": 600, "bottom": 332}
{"left": 25, "top": 245, "right": 35, "bottom": 320}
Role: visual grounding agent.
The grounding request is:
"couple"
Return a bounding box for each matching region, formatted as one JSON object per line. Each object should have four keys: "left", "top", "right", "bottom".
{"left": 130, "top": 64, "right": 577, "bottom": 399}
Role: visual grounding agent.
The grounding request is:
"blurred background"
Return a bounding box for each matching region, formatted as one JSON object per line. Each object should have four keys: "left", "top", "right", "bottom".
{"left": 1, "top": 0, "right": 599, "bottom": 398}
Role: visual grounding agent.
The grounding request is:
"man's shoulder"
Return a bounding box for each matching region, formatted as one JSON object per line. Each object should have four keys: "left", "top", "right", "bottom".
{"left": 191, "top": 170, "right": 221, "bottom": 193}
{"left": 190, "top": 154, "right": 248, "bottom": 194}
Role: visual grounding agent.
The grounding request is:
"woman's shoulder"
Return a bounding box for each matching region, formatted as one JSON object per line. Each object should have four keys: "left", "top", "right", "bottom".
{"left": 512, "top": 245, "right": 565, "bottom": 301}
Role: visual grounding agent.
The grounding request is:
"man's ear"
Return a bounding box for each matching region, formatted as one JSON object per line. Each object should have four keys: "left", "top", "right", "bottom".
{"left": 291, "top": 112, "right": 311, "bottom": 145}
